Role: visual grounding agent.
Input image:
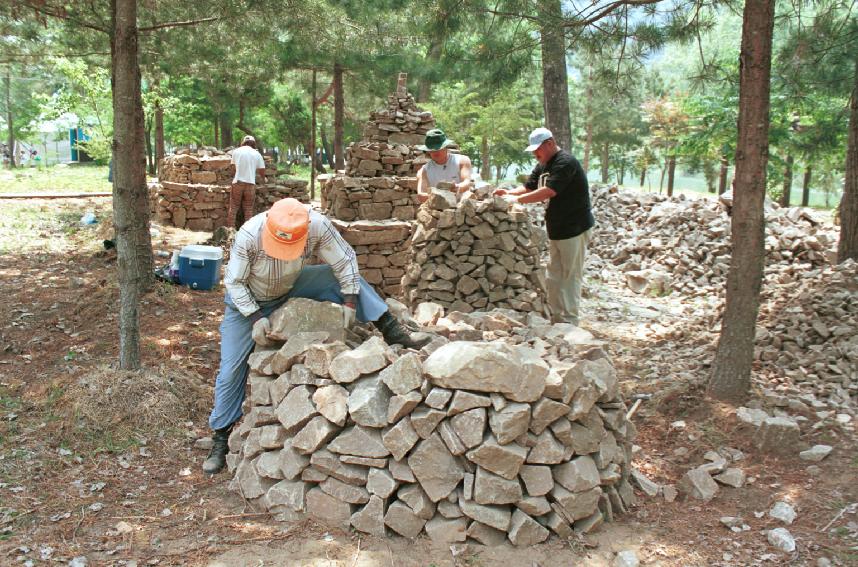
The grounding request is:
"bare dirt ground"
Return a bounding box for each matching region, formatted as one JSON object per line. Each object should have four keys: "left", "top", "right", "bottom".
{"left": 0, "top": 197, "right": 855, "bottom": 566}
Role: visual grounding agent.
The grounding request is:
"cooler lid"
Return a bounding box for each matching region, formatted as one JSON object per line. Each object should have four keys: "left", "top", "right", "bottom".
{"left": 179, "top": 244, "right": 223, "bottom": 261}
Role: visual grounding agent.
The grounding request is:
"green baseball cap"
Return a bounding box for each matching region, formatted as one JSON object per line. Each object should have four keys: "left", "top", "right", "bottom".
{"left": 417, "top": 128, "right": 453, "bottom": 151}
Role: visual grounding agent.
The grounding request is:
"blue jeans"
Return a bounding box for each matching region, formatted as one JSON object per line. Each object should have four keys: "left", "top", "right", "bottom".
{"left": 207, "top": 265, "right": 389, "bottom": 430}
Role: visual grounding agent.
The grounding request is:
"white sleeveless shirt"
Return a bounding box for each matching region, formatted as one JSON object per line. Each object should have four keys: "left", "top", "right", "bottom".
{"left": 423, "top": 153, "right": 463, "bottom": 187}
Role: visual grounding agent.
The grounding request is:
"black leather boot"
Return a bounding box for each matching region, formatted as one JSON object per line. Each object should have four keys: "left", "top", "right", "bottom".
{"left": 374, "top": 312, "right": 431, "bottom": 349}
{"left": 202, "top": 425, "right": 232, "bottom": 474}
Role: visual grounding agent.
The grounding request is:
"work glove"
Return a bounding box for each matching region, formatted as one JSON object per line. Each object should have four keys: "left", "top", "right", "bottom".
{"left": 342, "top": 305, "right": 356, "bottom": 329}
{"left": 251, "top": 316, "right": 274, "bottom": 346}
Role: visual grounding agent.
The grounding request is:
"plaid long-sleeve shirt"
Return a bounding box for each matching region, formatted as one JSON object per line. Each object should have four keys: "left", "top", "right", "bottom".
{"left": 224, "top": 209, "right": 361, "bottom": 317}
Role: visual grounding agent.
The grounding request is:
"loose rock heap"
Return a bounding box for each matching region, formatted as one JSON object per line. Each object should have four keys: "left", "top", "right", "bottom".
{"left": 155, "top": 148, "right": 308, "bottom": 231}
{"left": 344, "top": 73, "right": 434, "bottom": 178}
{"left": 588, "top": 186, "right": 837, "bottom": 297}
{"left": 227, "top": 299, "right": 636, "bottom": 545}
{"left": 756, "top": 259, "right": 857, "bottom": 408}
{"left": 401, "top": 189, "right": 548, "bottom": 314}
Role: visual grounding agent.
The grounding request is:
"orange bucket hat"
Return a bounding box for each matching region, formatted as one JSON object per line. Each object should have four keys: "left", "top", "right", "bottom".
{"left": 262, "top": 198, "right": 309, "bottom": 260}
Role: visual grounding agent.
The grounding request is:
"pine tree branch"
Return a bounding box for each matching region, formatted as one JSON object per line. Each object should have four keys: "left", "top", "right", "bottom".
{"left": 138, "top": 16, "right": 220, "bottom": 33}
{"left": 15, "top": 1, "right": 108, "bottom": 33}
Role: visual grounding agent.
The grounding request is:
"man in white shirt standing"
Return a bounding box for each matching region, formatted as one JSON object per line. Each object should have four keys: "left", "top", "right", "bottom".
{"left": 228, "top": 135, "right": 267, "bottom": 228}
{"left": 202, "top": 198, "right": 430, "bottom": 474}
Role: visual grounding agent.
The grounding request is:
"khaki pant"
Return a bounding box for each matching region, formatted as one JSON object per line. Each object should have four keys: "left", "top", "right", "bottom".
{"left": 546, "top": 229, "right": 592, "bottom": 326}
{"left": 228, "top": 181, "right": 256, "bottom": 228}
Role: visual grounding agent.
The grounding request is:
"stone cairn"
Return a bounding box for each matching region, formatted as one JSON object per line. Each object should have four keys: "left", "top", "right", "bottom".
{"left": 344, "top": 72, "right": 434, "bottom": 179}
{"left": 401, "top": 188, "right": 548, "bottom": 315}
{"left": 227, "top": 298, "right": 637, "bottom": 545}
{"left": 321, "top": 74, "right": 434, "bottom": 297}
{"left": 155, "top": 148, "right": 309, "bottom": 231}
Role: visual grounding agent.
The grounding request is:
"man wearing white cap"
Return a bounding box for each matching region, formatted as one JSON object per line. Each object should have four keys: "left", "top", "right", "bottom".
{"left": 494, "top": 127, "right": 594, "bottom": 326}
{"left": 228, "top": 135, "right": 267, "bottom": 229}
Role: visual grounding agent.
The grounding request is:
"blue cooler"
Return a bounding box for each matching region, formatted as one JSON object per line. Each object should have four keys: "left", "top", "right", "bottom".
{"left": 178, "top": 245, "right": 223, "bottom": 290}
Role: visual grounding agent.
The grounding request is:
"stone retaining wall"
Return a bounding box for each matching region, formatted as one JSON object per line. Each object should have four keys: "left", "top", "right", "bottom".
{"left": 226, "top": 299, "right": 636, "bottom": 545}
{"left": 155, "top": 150, "right": 309, "bottom": 231}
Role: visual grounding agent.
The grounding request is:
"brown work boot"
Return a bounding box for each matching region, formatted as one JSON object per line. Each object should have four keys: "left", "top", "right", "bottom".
{"left": 374, "top": 312, "right": 431, "bottom": 350}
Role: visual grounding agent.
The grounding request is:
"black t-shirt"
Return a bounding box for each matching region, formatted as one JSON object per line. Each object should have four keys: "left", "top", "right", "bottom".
{"left": 524, "top": 149, "right": 594, "bottom": 240}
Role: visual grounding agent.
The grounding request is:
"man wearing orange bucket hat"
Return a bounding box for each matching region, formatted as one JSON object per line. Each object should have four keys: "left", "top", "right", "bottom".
{"left": 203, "top": 198, "right": 430, "bottom": 474}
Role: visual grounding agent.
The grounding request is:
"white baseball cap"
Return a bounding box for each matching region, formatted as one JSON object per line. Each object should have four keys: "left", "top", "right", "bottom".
{"left": 524, "top": 127, "right": 553, "bottom": 152}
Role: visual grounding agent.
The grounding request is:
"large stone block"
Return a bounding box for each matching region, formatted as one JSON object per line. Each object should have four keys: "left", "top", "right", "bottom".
{"left": 408, "top": 433, "right": 466, "bottom": 502}
{"left": 268, "top": 298, "right": 345, "bottom": 342}
{"left": 466, "top": 435, "right": 527, "bottom": 480}
{"left": 424, "top": 342, "right": 546, "bottom": 402}
{"left": 306, "top": 487, "right": 352, "bottom": 527}
{"left": 329, "top": 426, "right": 390, "bottom": 458}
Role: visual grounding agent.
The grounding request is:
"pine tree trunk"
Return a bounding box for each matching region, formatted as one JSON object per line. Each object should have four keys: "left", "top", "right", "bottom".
{"left": 780, "top": 153, "right": 793, "bottom": 207}
{"left": 320, "top": 125, "right": 334, "bottom": 169}
{"left": 718, "top": 155, "right": 729, "bottom": 194}
{"left": 639, "top": 167, "right": 646, "bottom": 188}
{"left": 111, "top": 0, "right": 153, "bottom": 370}
{"left": 583, "top": 67, "right": 593, "bottom": 172}
{"left": 801, "top": 166, "right": 811, "bottom": 206}
{"left": 709, "top": 0, "right": 775, "bottom": 402}
{"left": 600, "top": 143, "right": 609, "bottom": 183}
{"left": 5, "top": 69, "right": 14, "bottom": 169}
{"left": 333, "top": 62, "right": 345, "bottom": 171}
{"left": 538, "top": 0, "right": 572, "bottom": 150}
{"left": 213, "top": 114, "right": 219, "bottom": 148}
{"left": 417, "top": 40, "right": 443, "bottom": 102}
{"left": 481, "top": 136, "right": 490, "bottom": 182}
{"left": 154, "top": 99, "right": 165, "bottom": 174}
{"left": 837, "top": 58, "right": 858, "bottom": 262}
{"left": 704, "top": 159, "right": 717, "bottom": 193}
{"left": 219, "top": 114, "right": 232, "bottom": 147}
{"left": 618, "top": 163, "right": 624, "bottom": 186}
{"left": 666, "top": 154, "right": 677, "bottom": 197}
{"left": 145, "top": 122, "right": 154, "bottom": 175}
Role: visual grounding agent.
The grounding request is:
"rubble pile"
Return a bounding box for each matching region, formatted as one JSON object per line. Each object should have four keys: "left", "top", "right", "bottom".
{"left": 227, "top": 299, "right": 636, "bottom": 545}
{"left": 755, "top": 260, "right": 857, "bottom": 409}
{"left": 155, "top": 148, "right": 308, "bottom": 231}
{"left": 401, "top": 189, "right": 547, "bottom": 314}
{"left": 344, "top": 74, "right": 434, "bottom": 178}
{"left": 588, "top": 186, "right": 837, "bottom": 297}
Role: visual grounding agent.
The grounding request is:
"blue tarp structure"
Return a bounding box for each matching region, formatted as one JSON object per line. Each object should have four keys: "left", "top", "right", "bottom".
{"left": 69, "top": 127, "right": 92, "bottom": 162}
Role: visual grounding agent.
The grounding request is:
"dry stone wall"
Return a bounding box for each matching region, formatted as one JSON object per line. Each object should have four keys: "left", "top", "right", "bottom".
{"left": 401, "top": 188, "right": 548, "bottom": 314}
{"left": 155, "top": 149, "right": 309, "bottom": 231}
{"left": 323, "top": 176, "right": 418, "bottom": 222}
{"left": 226, "top": 298, "right": 636, "bottom": 545}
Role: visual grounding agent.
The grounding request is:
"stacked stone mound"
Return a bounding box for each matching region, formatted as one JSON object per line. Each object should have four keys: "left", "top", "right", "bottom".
{"left": 321, "top": 79, "right": 445, "bottom": 297}
{"left": 401, "top": 189, "right": 547, "bottom": 314}
{"left": 227, "top": 299, "right": 636, "bottom": 545}
{"left": 344, "top": 89, "right": 434, "bottom": 178}
{"left": 588, "top": 185, "right": 837, "bottom": 297}
{"left": 155, "top": 148, "right": 308, "bottom": 231}
{"left": 755, "top": 260, "right": 857, "bottom": 408}
{"left": 323, "top": 176, "right": 418, "bottom": 222}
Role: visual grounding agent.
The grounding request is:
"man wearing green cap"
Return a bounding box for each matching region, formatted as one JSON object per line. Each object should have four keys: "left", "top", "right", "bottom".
{"left": 416, "top": 128, "right": 473, "bottom": 203}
